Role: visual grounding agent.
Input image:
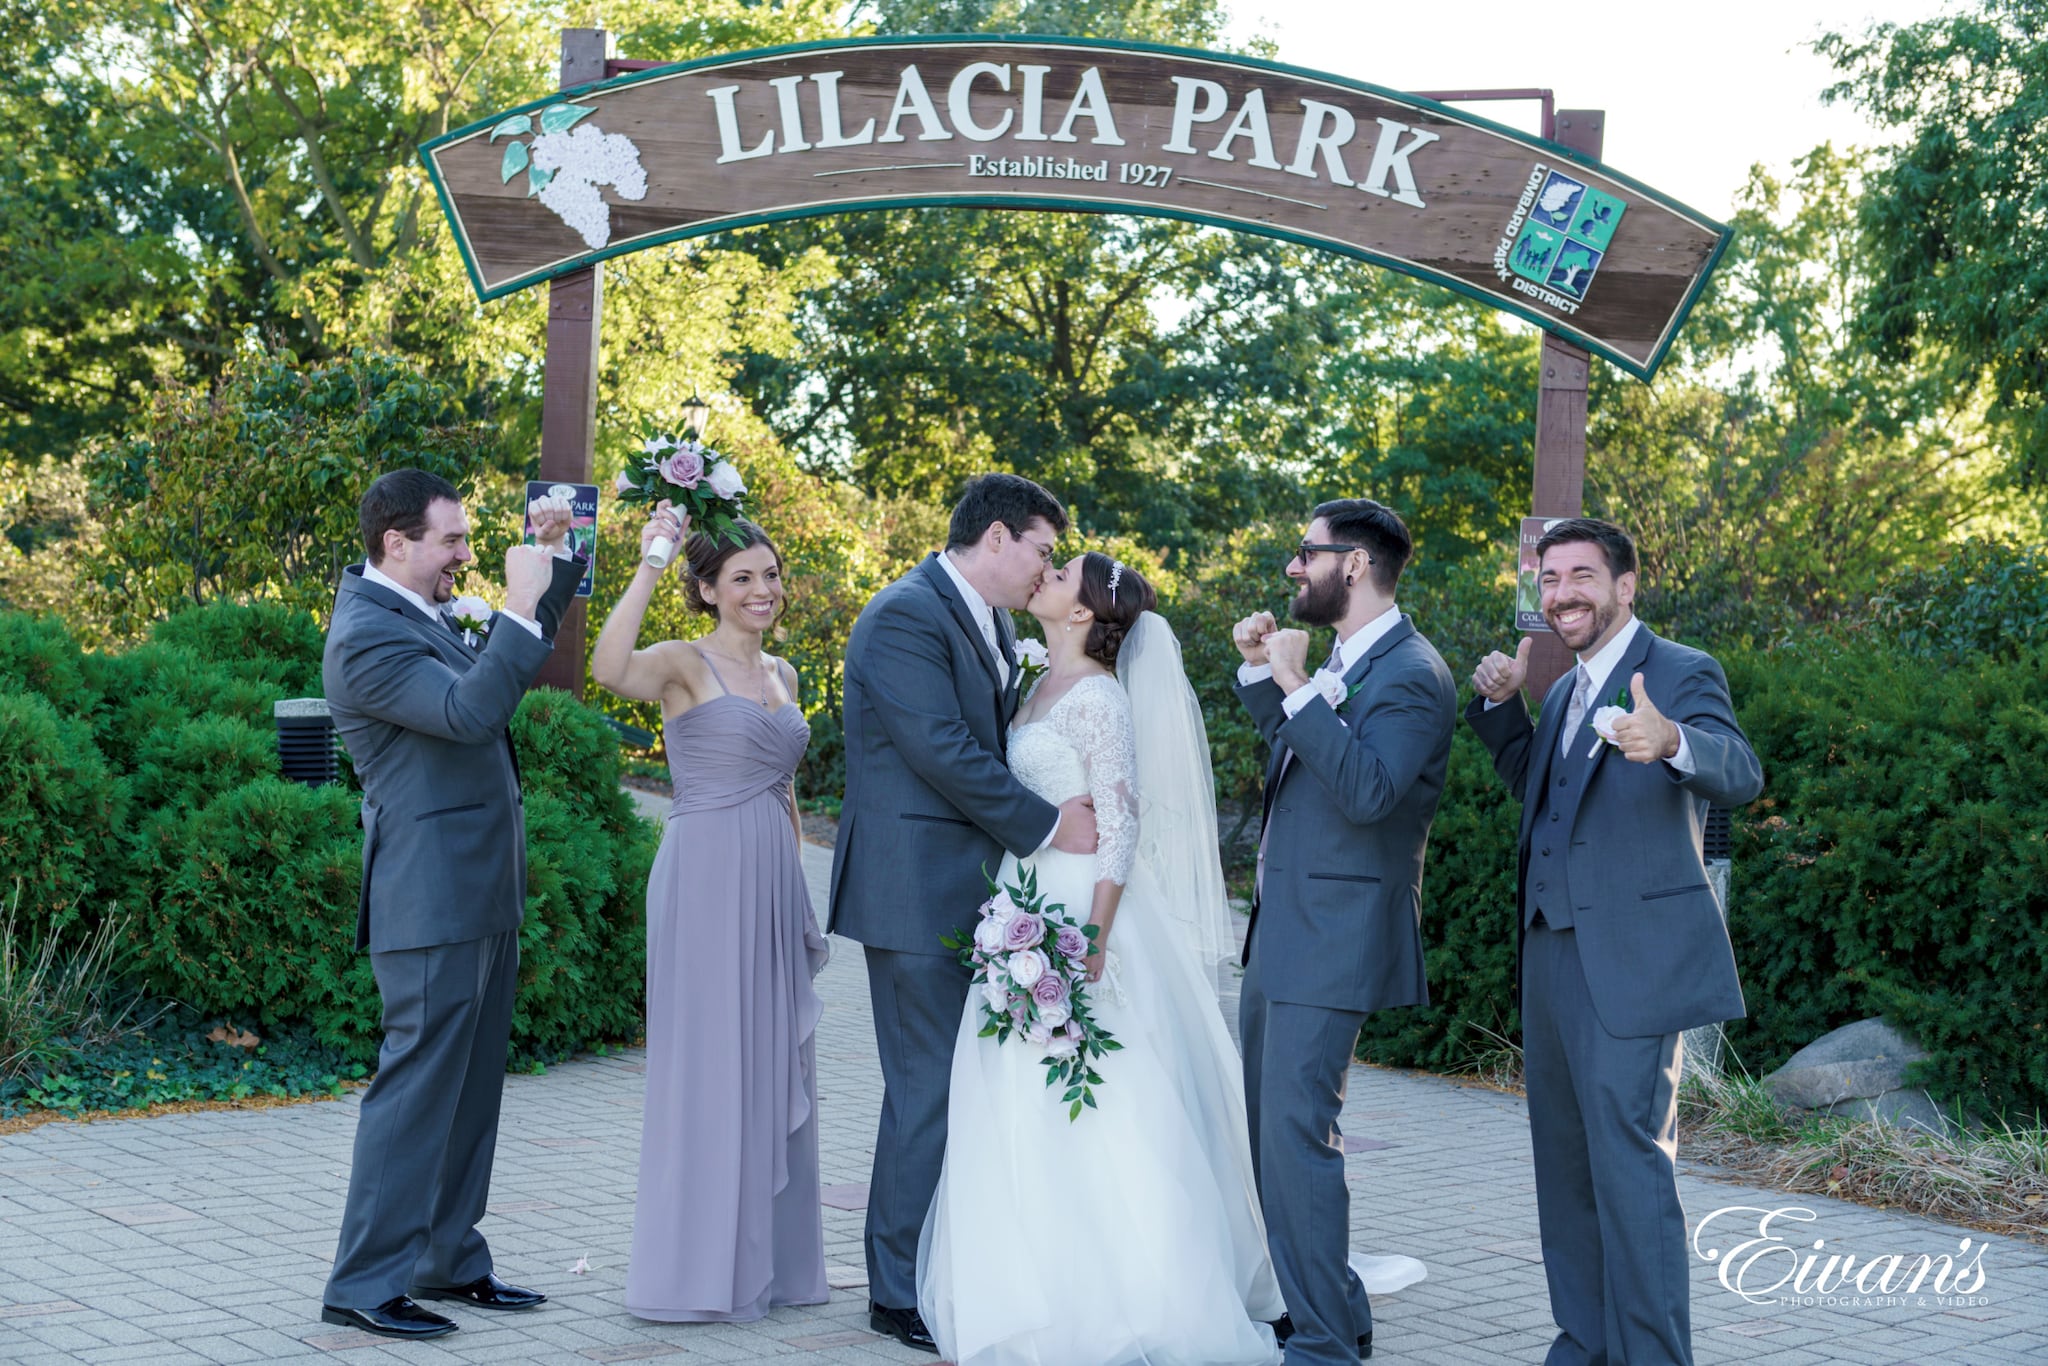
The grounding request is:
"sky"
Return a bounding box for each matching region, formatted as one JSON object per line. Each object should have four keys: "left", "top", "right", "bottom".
{"left": 1221, "top": 0, "right": 1953, "bottom": 222}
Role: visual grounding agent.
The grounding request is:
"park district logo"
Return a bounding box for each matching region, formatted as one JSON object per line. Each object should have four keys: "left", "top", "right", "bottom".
{"left": 1494, "top": 165, "right": 1627, "bottom": 316}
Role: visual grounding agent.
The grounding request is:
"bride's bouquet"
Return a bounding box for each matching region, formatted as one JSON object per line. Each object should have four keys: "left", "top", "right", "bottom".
{"left": 943, "top": 866, "right": 1121, "bottom": 1121}
{"left": 615, "top": 421, "right": 753, "bottom": 560}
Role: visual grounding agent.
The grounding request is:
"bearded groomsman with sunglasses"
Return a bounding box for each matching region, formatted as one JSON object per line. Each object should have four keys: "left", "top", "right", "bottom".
{"left": 1231, "top": 499, "right": 1458, "bottom": 1366}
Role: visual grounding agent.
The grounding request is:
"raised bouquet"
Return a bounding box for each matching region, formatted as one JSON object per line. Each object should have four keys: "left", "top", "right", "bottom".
{"left": 615, "top": 423, "right": 753, "bottom": 564}
{"left": 942, "top": 866, "right": 1120, "bottom": 1120}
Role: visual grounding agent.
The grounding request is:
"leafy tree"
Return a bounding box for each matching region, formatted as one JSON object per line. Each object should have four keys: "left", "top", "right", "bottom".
{"left": 81, "top": 347, "right": 507, "bottom": 636}
{"left": 1587, "top": 146, "right": 2040, "bottom": 638}
{"left": 1819, "top": 0, "right": 2048, "bottom": 480}
{"left": 740, "top": 0, "right": 1345, "bottom": 559}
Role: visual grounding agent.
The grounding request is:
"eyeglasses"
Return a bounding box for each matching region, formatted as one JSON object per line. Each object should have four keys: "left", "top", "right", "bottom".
{"left": 1020, "top": 537, "right": 1057, "bottom": 566}
{"left": 1292, "top": 542, "right": 1370, "bottom": 565}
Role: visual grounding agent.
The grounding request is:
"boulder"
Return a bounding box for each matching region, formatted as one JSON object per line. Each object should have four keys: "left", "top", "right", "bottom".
{"left": 1762, "top": 1017, "right": 1949, "bottom": 1135}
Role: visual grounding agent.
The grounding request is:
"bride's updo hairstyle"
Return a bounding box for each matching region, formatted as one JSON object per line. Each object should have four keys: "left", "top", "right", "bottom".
{"left": 1075, "top": 552, "right": 1157, "bottom": 670}
{"left": 682, "top": 519, "right": 785, "bottom": 622}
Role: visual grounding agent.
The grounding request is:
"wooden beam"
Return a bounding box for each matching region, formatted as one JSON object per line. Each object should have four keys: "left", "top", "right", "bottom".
{"left": 1525, "top": 108, "right": 1603, "bottom": 702}
{"left": 533, "top": 28, "right": 609, "bottom": 698}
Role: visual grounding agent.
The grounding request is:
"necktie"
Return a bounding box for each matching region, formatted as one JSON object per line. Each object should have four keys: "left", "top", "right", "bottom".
{"left": 1560, "top": 664, "right": 1593, "bottom": 756}
{"left": 988, "top": 607, "right": 1009, "bottom": 685}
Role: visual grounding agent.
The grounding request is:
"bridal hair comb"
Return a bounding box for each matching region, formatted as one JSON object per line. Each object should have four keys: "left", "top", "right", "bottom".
{"left": 1107, "top": 560, "right": 1124, "bottom": 600}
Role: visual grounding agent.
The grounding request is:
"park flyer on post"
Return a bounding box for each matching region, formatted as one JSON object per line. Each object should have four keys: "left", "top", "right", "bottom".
{"left": 527, "top": 479, "right": 599, "bottom": 597}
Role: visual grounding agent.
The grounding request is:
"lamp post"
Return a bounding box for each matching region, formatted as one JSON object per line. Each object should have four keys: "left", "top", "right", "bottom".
{"left": 679, "top": 393, "right": 710, "bottom": 441}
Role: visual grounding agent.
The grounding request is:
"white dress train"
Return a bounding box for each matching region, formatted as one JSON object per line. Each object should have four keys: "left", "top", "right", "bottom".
{"left": 918, "top": 674, "right": 1285, "bottom": 1366}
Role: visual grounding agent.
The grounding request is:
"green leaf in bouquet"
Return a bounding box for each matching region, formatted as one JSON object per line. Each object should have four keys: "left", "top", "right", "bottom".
{"left": 1082, "top": 1091, "right": 1097, "bottom": 1110}
{"left": 500, "top": 140, "right": 530, "bottom": 183}
{"left": 1062, "top": 1086, "right": 1082, "bottom": 1103}
{"left": 978, "top": 1021, "right": 1000, "bottom": 1038}
{"left": 1069, "top": 1097, "right": 1084, "bottom": 1121}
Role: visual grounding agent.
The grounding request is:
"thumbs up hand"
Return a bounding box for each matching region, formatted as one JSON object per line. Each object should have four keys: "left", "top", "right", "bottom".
{"left": 1609, "top": 672, "right": 1682, "bottom": 764}
{"left": 1471, "top": 636, "right": 1532, "bottom": 704}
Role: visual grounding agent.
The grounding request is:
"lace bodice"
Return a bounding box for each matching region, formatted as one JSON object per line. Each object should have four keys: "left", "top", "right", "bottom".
{"left": 1007, "top": 674, "right": 1138, "bottom": 885}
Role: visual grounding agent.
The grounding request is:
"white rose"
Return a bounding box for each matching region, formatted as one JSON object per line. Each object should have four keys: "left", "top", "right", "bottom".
{"left": 1025, "top": 1020, "right": 1053, "bottom": 1047}
{"left": 614, "top": 470, "right": 637, "bottom": 494}
{"left": 1037, "top": 998, "right": 1072, "bottom": 1030}
{"left": 449, "top": 596, "right": 494, "bottom": 623}
{"left": 705, "top": 459, "right": 747, "bottom": 500}
{"left": 973, "top": 915, "right": 1007, "bottom": 954}
{"left": 981, "top": 979, "right": 1009, "bottom": 1013}
{"left": 1014, "top": 637, "right": 1049, "bottom": 669}
{"left": 1006, "top": 948, "right": 1049, "bottom": 989}
{"left": 641, "top": 434, "right": 675, "bottom": 456}
{"left": 1313, "top": 669, "right": 1349, "bottom": 710}
{"left": 1591, "top": 704, "right": 1629, "bottom": 745}
{"left": 1045, "top": 1031, "right": 1080, "bottom": 1060}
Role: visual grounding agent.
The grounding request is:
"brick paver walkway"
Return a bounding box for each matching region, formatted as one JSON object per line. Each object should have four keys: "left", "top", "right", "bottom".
{"left": 2, "top": 811, "right": 2043, "bottom": 1363}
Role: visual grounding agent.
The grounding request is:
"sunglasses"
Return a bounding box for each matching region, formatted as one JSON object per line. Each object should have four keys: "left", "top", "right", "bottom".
{"left": 1292, "top": 542, "right": 1371, "bottom": 566}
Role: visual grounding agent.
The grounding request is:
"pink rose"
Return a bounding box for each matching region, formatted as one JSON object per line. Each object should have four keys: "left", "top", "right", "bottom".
{"left": 1054, "top": 924, "right": 1088, "bottom": 963}
{"left": 659, "top": 444, "right": 705, "bottom": 489}
{"left": 1031, "top": 972, "right": 1069, "bottom": 1010}
{"left": 1002, "top": 911, "right": 1045, "bottom": 951}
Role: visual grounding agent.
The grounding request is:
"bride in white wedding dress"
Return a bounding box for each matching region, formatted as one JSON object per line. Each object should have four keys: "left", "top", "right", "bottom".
{"left": 919, "top": 553, "right": 1286, "bottom": 1366}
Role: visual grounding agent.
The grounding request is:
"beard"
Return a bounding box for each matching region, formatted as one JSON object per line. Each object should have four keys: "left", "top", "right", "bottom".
{"left": 1546, "top": 596, "right": 1617, "bottom": 651}
{"left": 1290, "top": 568, "right": 1348, "bottom": 627}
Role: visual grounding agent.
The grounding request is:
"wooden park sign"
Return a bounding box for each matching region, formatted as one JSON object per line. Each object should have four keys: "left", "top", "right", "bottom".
{"left": 424, "top": 36, "right": 1730, "bottom": 379}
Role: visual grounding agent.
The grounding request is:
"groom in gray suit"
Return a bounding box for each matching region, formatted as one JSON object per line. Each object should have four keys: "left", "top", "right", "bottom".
{"left": 1466, "top": 518, "right": 1762, "bottom": 1366}
{"left": 320, "top": 470, "right": 582, "bottom": 1339}
{"left": 1232, "top": 498, "right": 1457, "bottom": 1366}
{"left": 831, "top": 473, "right": 1099, "bottom": 1352}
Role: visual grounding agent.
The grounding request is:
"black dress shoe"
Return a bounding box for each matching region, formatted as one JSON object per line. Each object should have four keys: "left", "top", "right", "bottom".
{"left": 320, "top": 1296, "right": 458, "bottom": 1339}
{"left": 1271, "top": 1314, "right": 1372, "bottom": 1358}
{"left": 413, "top": 1273, "right": 547, "bottom": 1310}
{"left": 869, "top": 1300, "right": 939, "bottom": 1353}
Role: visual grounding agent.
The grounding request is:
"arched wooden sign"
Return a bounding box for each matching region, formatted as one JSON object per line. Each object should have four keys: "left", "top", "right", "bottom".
{"left": 423, "top": 37, "right": 1730, "bottom": 379}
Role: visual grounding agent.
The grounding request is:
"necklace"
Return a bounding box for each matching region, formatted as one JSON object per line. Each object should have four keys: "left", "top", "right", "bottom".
{"left": 701, "top": 645, "right": 772, "bottom": 705}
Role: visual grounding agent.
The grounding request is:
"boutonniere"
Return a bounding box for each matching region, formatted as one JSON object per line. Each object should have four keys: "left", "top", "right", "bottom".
{"left": 1014, "top": 636, "right": 1049, "bottom": 685}
{"left": 1312, "top": 668, "right": 1366, "bottom": 714}
{"left": 449, "top": 595, "right": 495, "bottom": 647}
{"left": 1588, "top": 680, "right": 1632, "bottom": 753}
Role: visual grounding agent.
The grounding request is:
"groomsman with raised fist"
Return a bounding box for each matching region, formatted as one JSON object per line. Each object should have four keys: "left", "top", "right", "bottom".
{"left": 1466, "top": 518, "right": 1762, "bottom": 1366}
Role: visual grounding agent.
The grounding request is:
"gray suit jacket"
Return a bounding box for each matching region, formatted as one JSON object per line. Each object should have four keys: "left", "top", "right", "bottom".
{"left": 1235, "top": 616, "right": 1458, "bottom": 1014}
{"left": 323, "top": 558, "right": 581, "bottom": 953}
{"left": 1464, "top": 625, "right": 1764, "bottom": 1037}
{"left": 830, "top": 554, "right": 1059, "bottom": 956}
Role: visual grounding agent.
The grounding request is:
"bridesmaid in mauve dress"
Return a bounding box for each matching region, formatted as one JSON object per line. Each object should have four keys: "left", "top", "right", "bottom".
{"left": 591, "top": 502, "right": 829, "bottom": 1323}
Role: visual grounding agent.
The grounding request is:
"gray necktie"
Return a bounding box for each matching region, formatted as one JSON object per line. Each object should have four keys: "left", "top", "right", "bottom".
{"left": 1560, "top": 664, "right": 1593, "bottom": 756}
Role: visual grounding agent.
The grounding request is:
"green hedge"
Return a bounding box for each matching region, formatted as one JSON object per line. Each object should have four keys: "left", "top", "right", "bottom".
{"left": 0, "top": 600, "right": 659, "bottom": 1069}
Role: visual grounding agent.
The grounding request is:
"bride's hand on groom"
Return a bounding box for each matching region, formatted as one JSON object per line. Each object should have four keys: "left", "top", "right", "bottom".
{"left": 1051, "top": 795, "right": 1098, "bottom": 855}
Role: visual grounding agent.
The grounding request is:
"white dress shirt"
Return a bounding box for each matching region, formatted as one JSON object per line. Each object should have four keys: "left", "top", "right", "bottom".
{"left": 937, "top": 550, "right": 1010, "bottom": 686}
{"left": 1237, "top": 604, "right": 1403, "bottom": 718}
{"left": 361, "top": 563, "right": 542, "bottom": 640}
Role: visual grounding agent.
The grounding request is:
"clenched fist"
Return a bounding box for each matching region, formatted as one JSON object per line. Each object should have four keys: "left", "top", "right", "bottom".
{"left": 1232, "top": 611, "right": 1279, "bottom": 665}
{"left": 527, "top": 495, "right": 573, "bottom": 552}
{"left": 503, "top": 542, "right": 555, "bottom": 611}
{"left": 1472, "top": 637, "right": 1532, "bottom": 704}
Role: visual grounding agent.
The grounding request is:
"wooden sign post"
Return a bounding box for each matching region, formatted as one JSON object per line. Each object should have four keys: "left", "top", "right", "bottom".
{"left": 423, "top": 33, "right": 1730, "bottom": 699}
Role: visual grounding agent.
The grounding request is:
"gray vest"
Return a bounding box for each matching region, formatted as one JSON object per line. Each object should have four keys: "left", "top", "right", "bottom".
{"left": 1524, "top": 745, "right": 1596, "bottom": 929}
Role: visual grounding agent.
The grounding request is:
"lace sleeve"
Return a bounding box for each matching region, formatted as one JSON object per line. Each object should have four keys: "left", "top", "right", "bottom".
{"left": 1055, "top": 676, "right": 1139, "bottom": 886}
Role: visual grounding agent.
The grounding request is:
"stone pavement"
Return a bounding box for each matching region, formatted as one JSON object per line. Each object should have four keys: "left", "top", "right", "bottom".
{"left": 2, "top": 824, "right": 2044, "bottom": 1365}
